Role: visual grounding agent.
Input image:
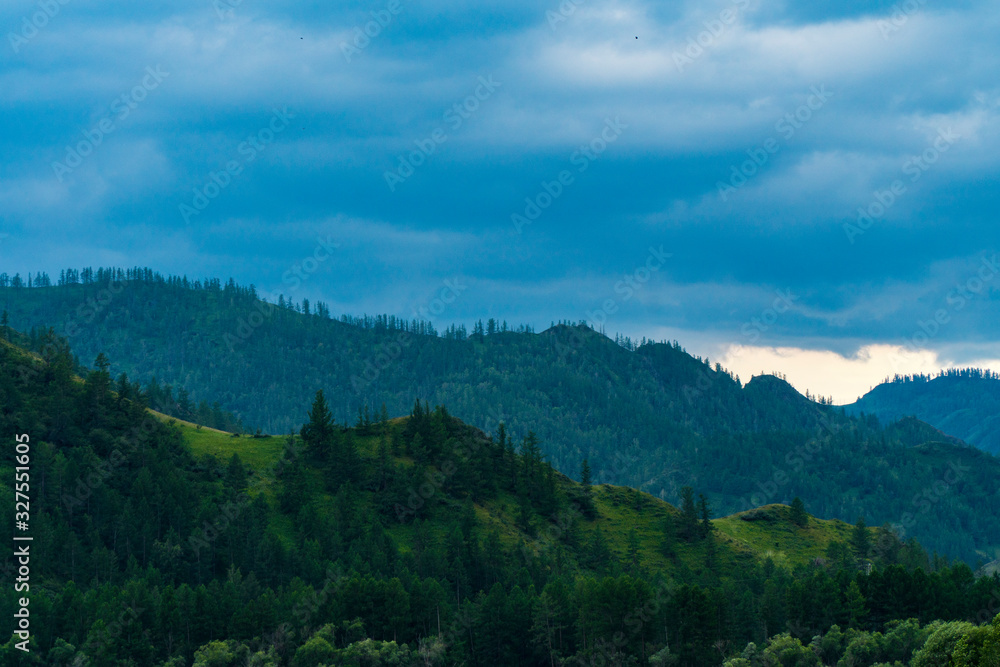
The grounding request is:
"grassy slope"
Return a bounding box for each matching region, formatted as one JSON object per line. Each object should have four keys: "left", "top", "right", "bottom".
{"left": 168, "top": 414, "right": 865, "bottom": 576}
{"left": 714, "top": 505, "right": 855, "bottom": 568}
{"left": 0, "top": 331, "right": 878, "bottom": 579}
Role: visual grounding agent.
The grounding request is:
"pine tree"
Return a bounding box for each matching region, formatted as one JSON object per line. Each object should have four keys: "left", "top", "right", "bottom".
{"left": 704, "top": 533, "right": 717, "bottom": 572}
{"left": 680, "top": 486, "right": 699, "bottom": 541}
{"left": 844, "top": 580, "right": 868, "bottom": 628}
{"left": 579, "top": 458, "right": 595, "bottom": 518}
{"left": 279, "top": 456, "right": 310, "bottom": 513}
{"left": 851, "top": 517, "right": 871, "bottom": 561}
{"left": 698, "top": 494, "right": 713, "bottom": 539}
{"left": 790, "top": 497, "right": 808, "bottom": 527}
{"left": 374, "top": 434, "right": 392, "bottom": 492}
{"left": 661, "top": 513, "right": 677, "bottom": 558}
{"left": 626, "top": 528, "right": 642, "bottom": 574}
{"left": 301, "top": 390, "right": 335, "bottom": 462}
{"left": 224, "top": 453, "right": 248, "bottom": 497}
{"left": 521, "top": 432, "right": 542, "bottom": 492}
{"left": 336, "top": 429, "right": 363, "bottom": 488}
{"left": 587, "top": 525, "right": 612, "bottom": 572}
{"left": 516, "top": 483, "right": 534, "bottom": 536}
{"left": 379, "top": 402, "right": 390, "bottom": 432}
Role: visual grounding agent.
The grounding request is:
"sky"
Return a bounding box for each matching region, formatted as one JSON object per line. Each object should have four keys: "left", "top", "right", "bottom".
{"left": 1, "top": 0, "right": 998, "bottom": 403}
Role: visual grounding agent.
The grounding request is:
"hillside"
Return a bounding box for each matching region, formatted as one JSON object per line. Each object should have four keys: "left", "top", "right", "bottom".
{"left": 3, "top": 336, "right": 1000, "bottom": 666}
{"left": 4, "top": 270, "right": 1000, "bottom": 565}
{"left": 846, "top": 370, "right": 1000, "bottom": 455}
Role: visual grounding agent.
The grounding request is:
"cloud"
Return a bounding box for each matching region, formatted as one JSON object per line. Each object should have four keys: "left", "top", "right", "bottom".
{"left": 1, "top": 0, "right": 999, "bottom": 383}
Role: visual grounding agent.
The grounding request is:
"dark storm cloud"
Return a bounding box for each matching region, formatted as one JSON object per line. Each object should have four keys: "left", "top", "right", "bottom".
{"left": 1, "top": 0, "right": 998, "bottom": 362}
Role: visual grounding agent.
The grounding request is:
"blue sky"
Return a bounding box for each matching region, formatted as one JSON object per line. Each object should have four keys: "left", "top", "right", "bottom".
{"left": 1, "top": 0, "right": 998, "bottom": 401}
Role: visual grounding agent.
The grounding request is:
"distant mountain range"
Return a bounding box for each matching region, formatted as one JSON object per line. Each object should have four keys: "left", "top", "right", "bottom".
{"left": 7, "top": 329, "right": 998, "bottom": 665}
{"left": 845, "top": 370, "right": 1000, "bottom": 456}
{"left": 3, "top": 267, "right": 1000, "bottom": 563}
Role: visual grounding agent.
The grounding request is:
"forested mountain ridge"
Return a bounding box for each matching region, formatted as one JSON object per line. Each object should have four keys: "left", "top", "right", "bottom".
{"left": 845, "top": 369, "right": 1000, "bottom": 455}
{"left": 2, "top": 335, "right": 1000, "bottom": 666}
{"left": 3, "top": 268, "right": 1000, "bottom": 565}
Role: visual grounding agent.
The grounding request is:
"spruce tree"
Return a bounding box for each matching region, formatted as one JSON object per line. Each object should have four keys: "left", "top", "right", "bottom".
{"left": 698, "top": 494, "right": 713, "bottom": 539}
{"left": 626, "top": 528, "right": 642, "bottom": 574}
{"left": 224, "top": 453, "right": 247, "bottom": 497}
{"left": 704, "top": 533, "right": 717, "bottom": 572}
{"left": 301, "top": 390, "right": 335, "bottom": 462}
{"left": 844, "top": 580, "right": 868, "bottom": 628}
{"left": 851, "top": 517, "right": 871, "bottom": 561}
{"left": 379, "top": 402, "right": 390, "bottom": 432}
{"left": 336, "top": 429, "right": 363, "bottom": 487}
{"left": 587, "top": 525, "right": 612, "bottom": 572}
{"left": 680, "top": 486, "right": 699, "bottom": 541}
{"left": 661, "top": 513, "right": 677, "bottom": 558}
{"left": 790, "top": 497, "right": 808, "bottom": 527}
{"left": 516, "top": 483, "right": 534, "bottom": 536}
{"left": 580, "top": 458, "right": 595, "bottom": 518}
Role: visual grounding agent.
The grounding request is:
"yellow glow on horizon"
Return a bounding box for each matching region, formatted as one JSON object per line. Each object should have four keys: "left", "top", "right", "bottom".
{"left": 718, "top": 344, "right": 1000, "bottom": 405}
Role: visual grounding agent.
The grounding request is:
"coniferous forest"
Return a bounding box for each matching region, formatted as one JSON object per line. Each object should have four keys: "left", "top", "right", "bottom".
{"left": 2, "top": 271, "right": 1000, "bottom": 565}
{"left": 847, "top": 370, "right": 1000, "bottom": 456}
{"left": 2, "top": 316, "right": 1000, "bottom": 666}
{"left": 0, "top": 0, "right": 1000, "bottom": 667}
{"left": 8, "top": 0, "right": 1000, "bottom": 662}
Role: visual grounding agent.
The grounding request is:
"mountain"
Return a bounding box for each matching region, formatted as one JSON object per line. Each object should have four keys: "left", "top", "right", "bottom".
{"left": 845, "top": 370, "right": 1000, "bottom": 455}
{"left": 2, "top": 334, "right": 999, "bottom": 666}
{"left": 4, "top": 268, "right": 1000, "bottom": 564}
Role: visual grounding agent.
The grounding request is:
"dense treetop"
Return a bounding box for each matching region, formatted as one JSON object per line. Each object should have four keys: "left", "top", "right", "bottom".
{"left": 2, "top": 334, "right": 999, "bottom": 666}
{"left": 3, "top": 269, "right": 1000, "bottom": 564}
